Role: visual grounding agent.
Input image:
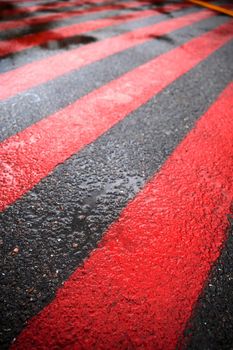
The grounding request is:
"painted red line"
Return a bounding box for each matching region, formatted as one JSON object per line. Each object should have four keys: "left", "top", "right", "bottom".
{"left": 0, "top": 21, "right": 232, "bottom": 213}
{"left": 11, "top": 82, "right": 233, "bottom": 350}
{"left": 0, "top": 0, "right": 156, "bottom": 32}
{"left": 0, "top": 3, "right": 187, "bottom": 57}
{"left": 0, "top": 9, "right": 212, "bottom": 101}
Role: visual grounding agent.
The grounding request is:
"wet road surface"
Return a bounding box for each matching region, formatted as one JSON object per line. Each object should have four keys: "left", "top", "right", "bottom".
{"left": 0, "top": 0, "right": 233, "bottom": 349}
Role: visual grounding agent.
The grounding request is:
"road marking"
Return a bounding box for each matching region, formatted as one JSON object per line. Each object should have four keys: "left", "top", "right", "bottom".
{"left": 0, "top": 20, "right": 232, "bottom": 212}
{"left": 11, "top": 82, "right": 233, "bottom": 350}
{"left": 0, "top": 9, "right": 213, "bottom": 100}
{"left": 0, "top": 0, "right": 159, "bottom": 31}
{"left": 0, "top": 3, "right": 188, "bottom": 57}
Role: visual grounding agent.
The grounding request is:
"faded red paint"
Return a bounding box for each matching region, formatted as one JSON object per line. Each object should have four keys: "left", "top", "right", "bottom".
{"left": 12, "top": 83, "right": 233, "bottom": 349}
{"left": 0, "top": 20, "right": 232, "bottom": 212}
{"left": 0, "top": 6, "right": 206, "bottom": 101}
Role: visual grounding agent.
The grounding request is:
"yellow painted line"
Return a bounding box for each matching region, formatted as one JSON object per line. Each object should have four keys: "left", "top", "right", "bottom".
{"left": 189, "top": 0, "right": 233, "bottom": 17}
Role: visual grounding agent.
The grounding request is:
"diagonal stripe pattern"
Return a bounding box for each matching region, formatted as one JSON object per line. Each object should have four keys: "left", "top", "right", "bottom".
{"left": 1, "top": 40, "right": 232, "bottom": 349}
{"left": 0, "top": 3, "right": 189, "bottom": 57}
{"left": 11, "top": 82, "right": 233, "bottom": 350}
{"left": 0, "top": 0, "right": 156, "bottom": 32}
{"left": 1, "top": 20, "right": 232, "bottom": 211}
{"left": 0, "top": 7, "right": 206, "bottom": 99}
{"left": 0, "top": 1, "right": 233, "bottom": 348}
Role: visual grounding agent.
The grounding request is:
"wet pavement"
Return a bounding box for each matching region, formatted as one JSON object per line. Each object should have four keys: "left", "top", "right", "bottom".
{"left": 0, "top": 0, "right": 233, "bottom": 349}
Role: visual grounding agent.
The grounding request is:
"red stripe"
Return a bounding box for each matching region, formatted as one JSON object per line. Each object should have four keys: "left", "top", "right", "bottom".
{"left": 0, "top": 9, "right": 212, "bottom": 101}
{"left": 0, "top": 0, "right": 157, "bottom": 32}
{"left": 0, "top": 3, "right": 187, "bottom": 57}
{"left": 0, "top": 21, "right": 232, "bottom": 212}
{"left": 11, "top": 82, "right": 233, "bottom": 350}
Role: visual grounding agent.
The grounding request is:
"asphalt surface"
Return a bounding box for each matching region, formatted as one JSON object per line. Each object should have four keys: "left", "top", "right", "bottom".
{"left": 0, "top": 0, "right": 233, "bottom": 349}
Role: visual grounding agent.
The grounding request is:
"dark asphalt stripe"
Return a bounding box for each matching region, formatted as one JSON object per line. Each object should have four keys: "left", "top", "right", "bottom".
{"left": 1, "top": 17, "right": 230, "bottom": 211}
{"left": 0, "top": 3, "right": 189, "bottom": 57}
{"left": 0, "top": 5, "right": 195, "bottom": 75}
{"left": 0, "top": 0, "right": 152, "bottom": 32}
{"left": 0, "top": 11, "right": 222, "bottom": 132}
{"left": 180, "top": 218, "right": 233, "bottom": 350}
{"left": 0, "top": 40, "right": 232, "bottom": 349}
{"left": 10, "top": 83, "right": 233, "bottom": 350}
